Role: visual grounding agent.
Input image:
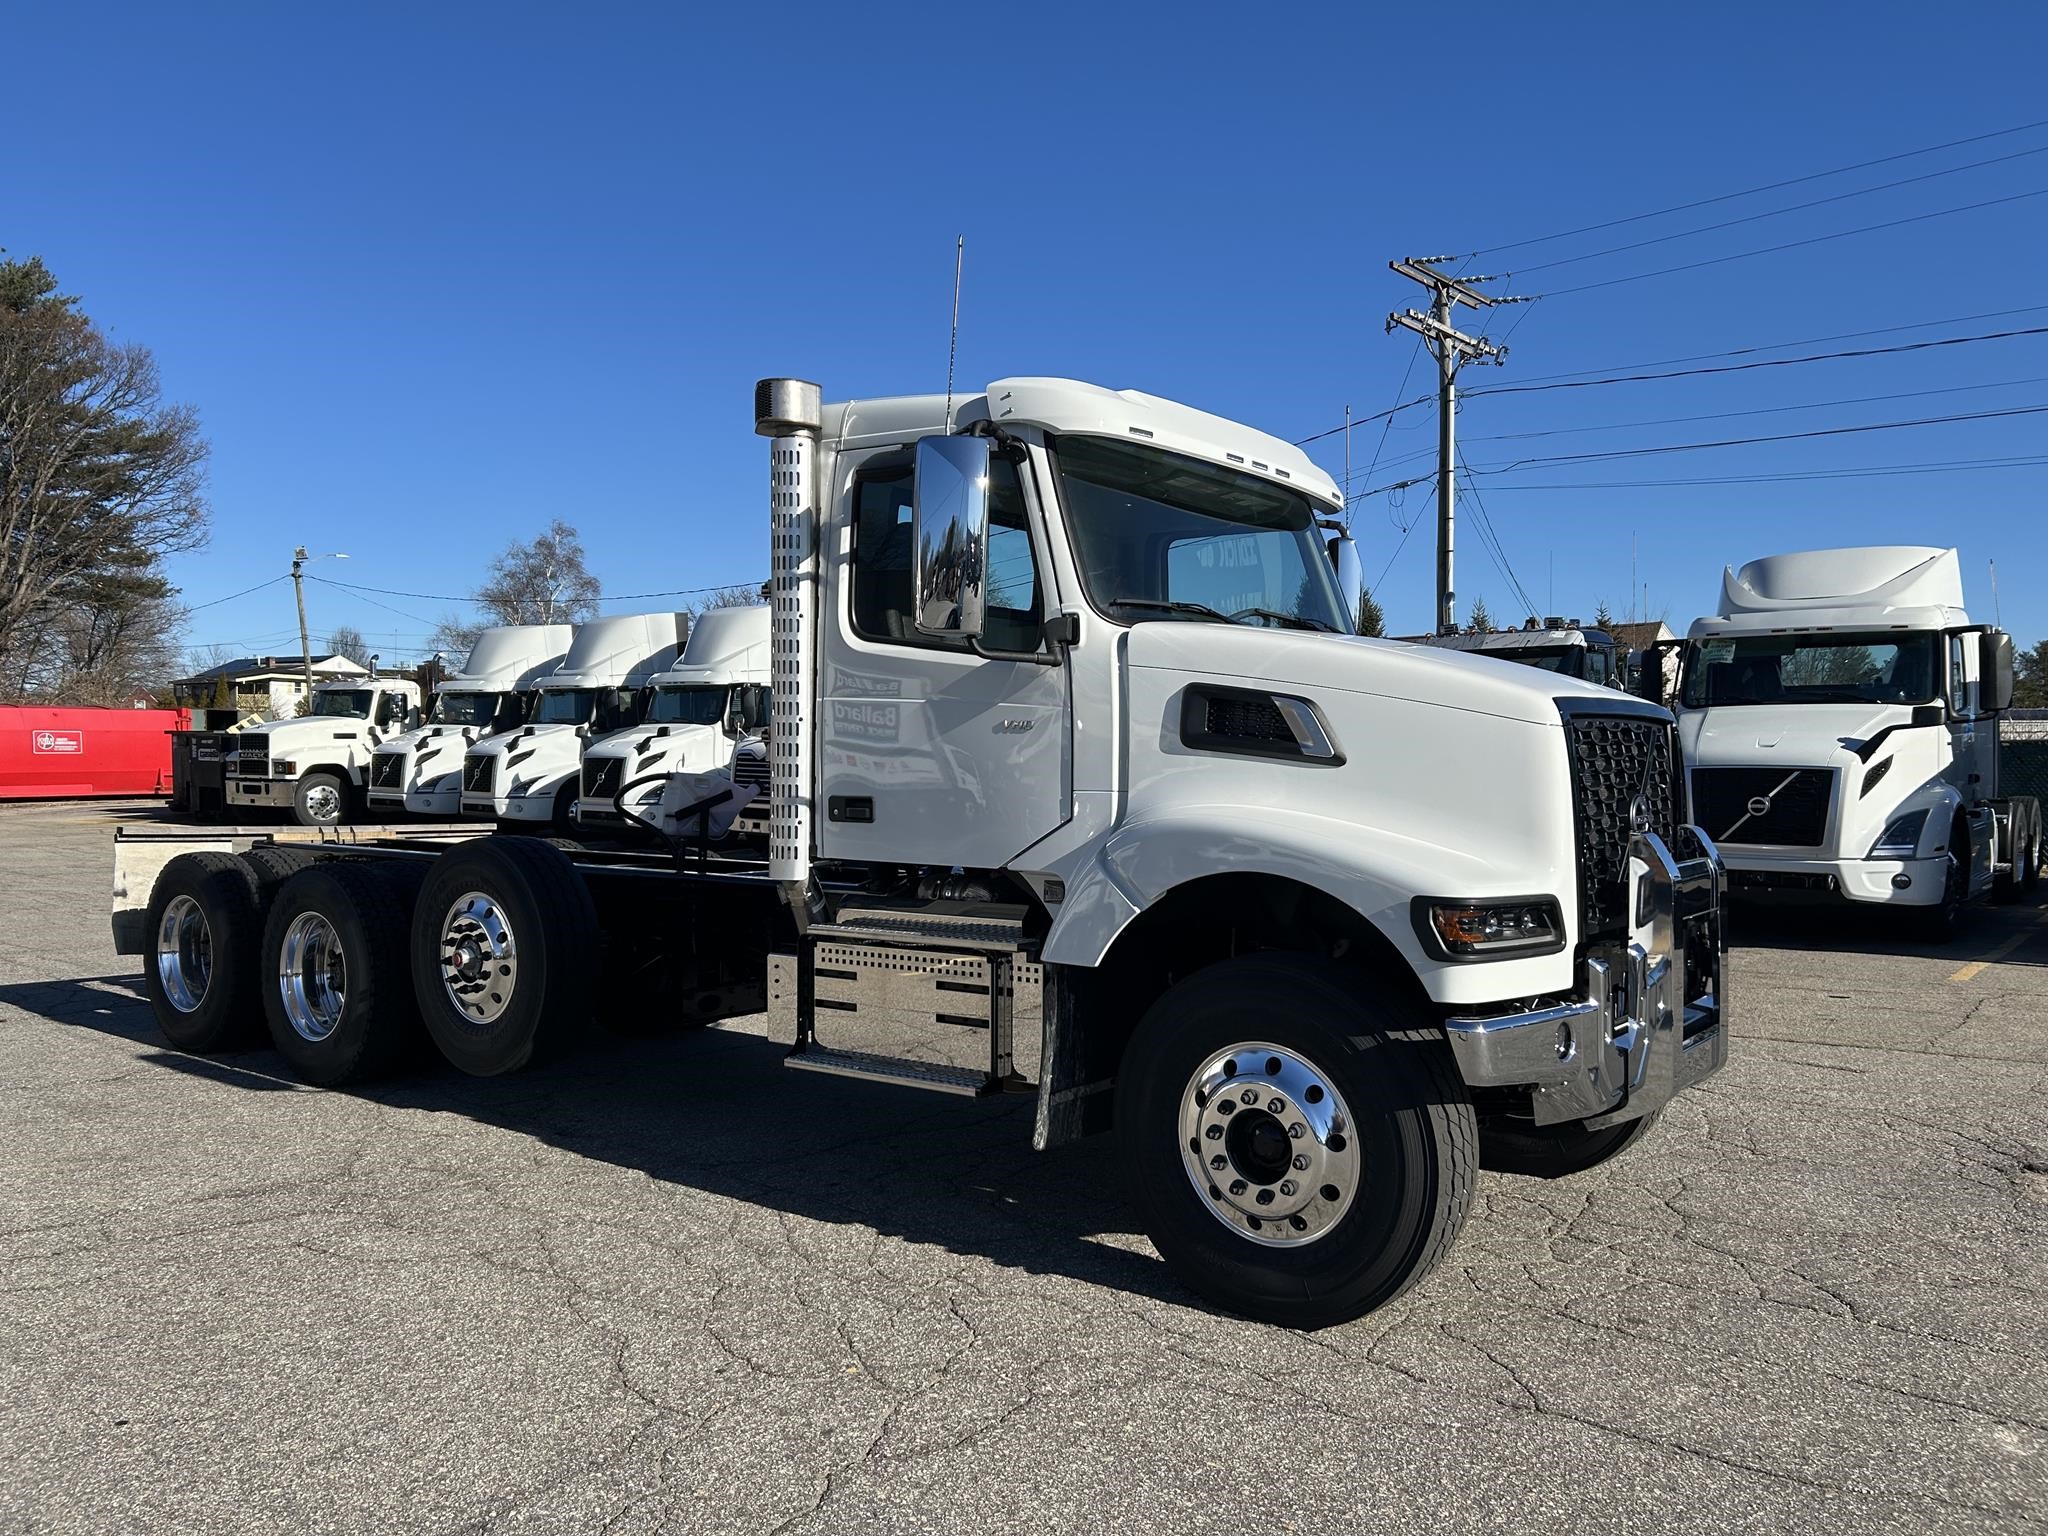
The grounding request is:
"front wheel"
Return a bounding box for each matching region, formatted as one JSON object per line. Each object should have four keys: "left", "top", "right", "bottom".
{"left": 1115, "top": 954, "right": 1477, "bottom": 1329}
{"left": 293, "top": 770, "right": 348, "bottom": 827}
{"left": 1915, "top": 846, "right": 1967, "bottom": 941}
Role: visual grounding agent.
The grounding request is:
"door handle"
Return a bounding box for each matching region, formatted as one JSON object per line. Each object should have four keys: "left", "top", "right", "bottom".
{"left": 827, "top": 796, "right": 874, "bottom": 823}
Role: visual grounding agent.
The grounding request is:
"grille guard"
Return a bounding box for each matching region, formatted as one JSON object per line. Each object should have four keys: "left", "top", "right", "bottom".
{"left": 1444, "top": 824, "right": 1727, "bottom": 1128}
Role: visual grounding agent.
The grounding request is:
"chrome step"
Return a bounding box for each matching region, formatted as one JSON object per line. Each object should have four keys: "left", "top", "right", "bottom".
{"left": 784, "top": 1046, "right": 989, "bottom": 1096}
{"left": 814, "top": 899, "right": 1027, "bottom": 950}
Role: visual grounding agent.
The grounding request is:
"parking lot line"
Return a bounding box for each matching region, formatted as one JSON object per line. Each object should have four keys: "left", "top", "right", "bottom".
{"left": 1948, "top": 908, "right": 2048, "bottom": 982}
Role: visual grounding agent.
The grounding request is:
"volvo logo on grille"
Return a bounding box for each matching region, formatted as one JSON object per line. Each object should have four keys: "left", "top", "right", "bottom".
{"left": 1629, "top": 793, "right": 1655, "bottom": 836}
{"left": 1746, "top": 795, "right": 1773, "bottom": 817}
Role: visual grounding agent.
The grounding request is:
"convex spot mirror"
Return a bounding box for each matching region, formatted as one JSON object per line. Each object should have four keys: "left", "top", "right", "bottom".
{"left": 913, "top": 434, "right": 991, "bottom": 642}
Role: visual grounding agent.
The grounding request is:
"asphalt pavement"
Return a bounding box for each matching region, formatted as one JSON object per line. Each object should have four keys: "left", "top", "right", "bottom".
{"left": 2, "top": 799, "right": 2044, "bottom": 1535}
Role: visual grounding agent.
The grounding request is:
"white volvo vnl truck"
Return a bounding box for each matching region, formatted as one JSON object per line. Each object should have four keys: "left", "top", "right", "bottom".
{"left": 574, "top": 603, "right": 771, "bottom": 833}
{"left": 365, "top": 625, "right": 572, "bottom": 818}
{"left": 223, "top": 674, "right": 423, "bottom": 825}
{"left": 116, "top": 375, "right": 1729, "bottom": 1327}
{"left": 458, "top": 613, "right": 687, "bottom": 828}
{"left": 1676, "top": 546, "right": 2040, "bottom": 932}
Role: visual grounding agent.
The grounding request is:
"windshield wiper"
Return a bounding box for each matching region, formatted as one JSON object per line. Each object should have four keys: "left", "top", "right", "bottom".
{"left": 1108, "top": 597, "right": 1232, "bottom": 624}
{"left": 1230, "top": 607, "right": 1336, "bottom": 633}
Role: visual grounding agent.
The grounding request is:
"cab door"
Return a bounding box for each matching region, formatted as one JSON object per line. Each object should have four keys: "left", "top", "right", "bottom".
{"left": 816, "top": 444, "right": 1069, "bottom": 868}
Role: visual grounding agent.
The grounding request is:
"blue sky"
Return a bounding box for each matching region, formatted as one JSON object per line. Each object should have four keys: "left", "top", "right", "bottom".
{"left": 7, "top": 1, "right": 2046, "bottom": 659}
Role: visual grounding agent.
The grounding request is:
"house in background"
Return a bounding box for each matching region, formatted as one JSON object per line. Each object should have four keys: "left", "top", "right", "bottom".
{"left": 171, "top": 655, "right": 368, "bottom": 720}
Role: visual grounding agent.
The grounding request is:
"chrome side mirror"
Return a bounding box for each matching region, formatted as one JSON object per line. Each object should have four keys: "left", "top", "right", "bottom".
{"left": 1326, "top": 532, "right": 1363, "bottom": 633}
{"left": 913, "top": 434, "right": 990, "bottom": 641}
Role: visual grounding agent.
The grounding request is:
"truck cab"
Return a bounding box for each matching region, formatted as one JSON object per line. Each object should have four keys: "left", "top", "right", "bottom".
{"left": 1416, "top": 620, "right": 1623, "bottom": 687}
{"left": 574, "top": 604, "right": 771, "bottom": 834}
{"left": 224, "top": 676, "right": 422, "bottom": 825}
{"left": 365, "top": 625, "right": 572, "bottom": 819}
{"left": 1675, "top": 546, "right": 2040, "bottom": 929}
{"left": 459, "top": 613, "right": 686, "bottom": 827}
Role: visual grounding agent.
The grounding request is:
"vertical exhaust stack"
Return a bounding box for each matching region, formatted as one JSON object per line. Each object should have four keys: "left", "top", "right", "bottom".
{"left": 755, "top": 379, "right": 823, "bottom": 889}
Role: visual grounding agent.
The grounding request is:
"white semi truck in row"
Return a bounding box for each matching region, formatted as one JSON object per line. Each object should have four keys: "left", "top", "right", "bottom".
{"left": 1675, "top": 545, "right": 2041, "bottom": 932}
{"left": 457, "top": 612, "right": 688, "bottom": 828}
{"left": 365, "top": 625, "right": 573, "bottom": 818}
{"left": 574, "top": 604, "right": 772, "bottom": 834}
{"left": 1418, "top": 620, "right": 1624, "bottom": 688}
{"left": 116, "top": 374, "right": 1729, "bottom": 1327}
{"left": 222, "top": 674, "right": 425, "bottom": 825}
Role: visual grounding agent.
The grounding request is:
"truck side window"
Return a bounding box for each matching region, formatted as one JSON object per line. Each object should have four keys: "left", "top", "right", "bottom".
{"left": 1948, "top": 635, "right": 1973, "bottom": 717}
{"left": 376, "top": 693, "right": 407, "bottom": 729}
{"left": 850, "top": 452, "right": 1039, "bottom": 650}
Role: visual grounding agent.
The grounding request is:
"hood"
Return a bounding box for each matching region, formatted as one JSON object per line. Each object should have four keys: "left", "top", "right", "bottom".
{"left": 465, "top": 722, "right": 580, "bottom": 761}
{"left": 242, "top": 715, "right": 373, "bottom": 746}
{"left": 582, "top": 719, "right": 728, "bottom": 772}
{"left": 1124, "top": 625, "right": 1620, "bottom": 727}
{"left": 1679, "top": 701, "right": 1906, "bottom": 767}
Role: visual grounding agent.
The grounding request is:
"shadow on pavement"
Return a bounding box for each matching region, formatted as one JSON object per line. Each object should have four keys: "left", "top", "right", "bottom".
{"left": 4, "top": 971, "right": 1190, "bottom": 1310}
{"left": 1727, "top": 887, "right": 2048, "bottom": 964}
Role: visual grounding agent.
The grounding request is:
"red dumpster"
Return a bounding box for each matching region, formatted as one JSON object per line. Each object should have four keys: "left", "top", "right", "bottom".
{"left": 0, "top": 705, "right": 189, "bottom": 799}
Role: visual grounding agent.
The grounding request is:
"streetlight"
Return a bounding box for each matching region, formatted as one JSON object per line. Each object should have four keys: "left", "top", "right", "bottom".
{"left": 290, "top": 546, "right": 350, "bottom": 696}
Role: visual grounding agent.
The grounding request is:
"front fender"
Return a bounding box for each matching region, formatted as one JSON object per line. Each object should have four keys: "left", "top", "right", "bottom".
{"left": 1041, "top": 804, "right": 1580, "bottom": 1008}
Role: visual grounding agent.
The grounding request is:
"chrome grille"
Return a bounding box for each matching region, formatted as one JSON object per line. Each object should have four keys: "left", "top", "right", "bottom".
{"left": 1565, "top": 714, "right": 1678, "bottom": 939}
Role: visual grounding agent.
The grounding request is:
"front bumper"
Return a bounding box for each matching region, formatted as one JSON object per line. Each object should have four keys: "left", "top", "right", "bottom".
{"left": 226, "top": 777, "right": 297, "bottom": 809}
{"left": 1722, "top": 852, "right": 1945, "bottom": 907}
{"left": 1444, "top": 826, "right": 1728, "bottom": 1128}
{"left": 463, "top": 791, "right": 552, "bottom": 821}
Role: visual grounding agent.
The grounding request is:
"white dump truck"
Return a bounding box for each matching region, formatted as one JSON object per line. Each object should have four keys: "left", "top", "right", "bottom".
{"left": 222, "top": 674, "right": 423, "bottom": 825}
{"left": 365, "top": 625, "right": 573, "bottom": 819}
{"left": 116, "top": 374, "right": 1729, "bottom": 1327}
{"left": 1417, "top": 619, "right": 1624, "bottom": 687}
{"left": 1676, "top": 545, "right": 2041, "bottom": 931}
{"left": 457, "top": 613, "right": 687, "bottom": 828}
{"left": 574, "top": 604, "right": 771, "bottom": 834}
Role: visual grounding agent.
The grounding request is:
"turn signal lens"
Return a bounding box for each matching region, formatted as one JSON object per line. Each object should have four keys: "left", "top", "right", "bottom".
{"left": 1427, "top": 900, "right": 1564, "bottom": 956}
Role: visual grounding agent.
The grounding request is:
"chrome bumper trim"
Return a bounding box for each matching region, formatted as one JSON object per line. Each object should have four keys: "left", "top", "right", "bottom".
{"left": 1445, "top": 825, "right": 1728, "bottom": 1127}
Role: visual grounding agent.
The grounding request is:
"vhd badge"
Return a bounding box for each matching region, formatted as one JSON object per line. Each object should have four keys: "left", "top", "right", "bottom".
{"left": 31, "top": 729, "right": 84, "bottom": 754}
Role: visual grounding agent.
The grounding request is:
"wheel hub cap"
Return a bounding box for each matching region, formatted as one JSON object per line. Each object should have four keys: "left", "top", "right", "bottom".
{"left": 1179, "top": 1042, "right": 1361, "bottom": 1248}
{"left": 155, "top": 895, "right": 213, "bottom": 1014}
{"left": 305, "top": 784, "right": 341, "bottom": 821}
{"left": 279, "top": 911, "right": 347, "bottom": 1042}
{"left": 440, "top": 893, "right": 516, "bottom": 1025}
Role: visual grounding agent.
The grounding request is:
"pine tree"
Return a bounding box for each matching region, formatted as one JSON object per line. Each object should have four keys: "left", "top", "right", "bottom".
{"left": 1466, "top": 596, "right": 1493, "bottom": 633}
{"left": 1356, "top": 589, "right": 1385, "bottom": 637}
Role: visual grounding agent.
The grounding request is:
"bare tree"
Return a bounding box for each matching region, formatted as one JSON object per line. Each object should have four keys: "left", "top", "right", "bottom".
{"left": 326, "top": 624, "right": 370, "bottom": 666}
{"left": 0, "top": 255, "right": 208, "bottom": 690}
{"left": 684, "top": 584, "right": 765, "bottom": 623}
{"left": 430, "top": 613, "right": 484, "bottom": 655}
{"left": 475, "top": 520, "right": 602, "bottom": 626}
{"left": 6, "top": 568, "right": 188, "bottom": 704}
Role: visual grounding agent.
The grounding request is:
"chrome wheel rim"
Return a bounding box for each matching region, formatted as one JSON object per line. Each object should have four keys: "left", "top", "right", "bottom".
{"left": 1179, "top": 1042, "right": 1361, "bottom": 1248}
{"left": 279, "top": 911, "right": 348, "bottom": 1042}
{"left": 440, "top": 892, "right": 516, "bottom": 1025}
{"left": 302, "top": 781, "right": 343, "bottom": 822}
{"left": 155, "top": 895, "right": 213, "bottom": 1013}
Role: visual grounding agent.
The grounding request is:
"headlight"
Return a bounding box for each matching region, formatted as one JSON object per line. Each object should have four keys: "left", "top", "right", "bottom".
{"left": 1870, "top": 809, "right": 1928, "bottom": 858}
{"left": 1414, "top": 898, "right": 1566, "bottom": 959}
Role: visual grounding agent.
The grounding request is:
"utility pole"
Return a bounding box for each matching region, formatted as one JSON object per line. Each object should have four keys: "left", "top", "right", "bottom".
{"left": 1386, "top": 258, "right": 1523, "bottom": 634}
{"left": 291, "top": 545, "right": 314, "bottom": 695}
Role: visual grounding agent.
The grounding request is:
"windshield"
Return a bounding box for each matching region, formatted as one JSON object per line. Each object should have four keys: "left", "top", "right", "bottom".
{"left": 1682, "top": 632, "right": 1938, "bottom": 708}
{"left": 309, "top": 689, "right": 372, "bottom": 719}
{"left": 533, "top": 688, "right": 597, "bottom": 726}
{"left": 1053, "top": 435, "right": 1349, "bottom": 634}
{"left": 647, "top": 685, "right": 730, "bottom": 726}
{"left": 429, "top": 691, "right": 503, "bottom": 727}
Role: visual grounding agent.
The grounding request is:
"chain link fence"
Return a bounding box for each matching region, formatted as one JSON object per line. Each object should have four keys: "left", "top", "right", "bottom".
{"left": 2003, "top": 712, "right": 2048, "bottom": 800}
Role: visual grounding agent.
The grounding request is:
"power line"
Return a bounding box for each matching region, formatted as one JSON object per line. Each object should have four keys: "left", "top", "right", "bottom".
{"left": 1464, "top": 324, "right": 2048, "bottom": 399}
{"left": 1462, "top": 116, "right": 2048, "bottom": 259}
{"left": 1456, "top": 452, "right": 1538, "bottom": 621}
{"left": 301, "top": 573, "right": 769, "bottom": 605}
{"left": 1507, "top": 142, "right": 2048, "bottom": 277}
{"left": 1530, "top": 186, "right": 2048, "bottom": 299}
{"left": 181, "top": 574, "right": 291, "bottom": 612}
{"left": 1480, "top": 453, "right": 2048, "bottom": 491}
{"left": 1487, "top": 303, "right": 2048, "bottom": 387}
{"left": 1479, "top": 401, "right": 2048, "bottom": 473}
{"left": 1466, "top": 374, "right": 2048, "bottom": 443}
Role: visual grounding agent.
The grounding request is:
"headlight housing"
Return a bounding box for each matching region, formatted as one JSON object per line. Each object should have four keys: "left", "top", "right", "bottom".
{"left": 1869, "top": 809, "right": 1928, "bottom": 858}
{"left": 1412, "top": 897, "right": 1566, "bottom": 960}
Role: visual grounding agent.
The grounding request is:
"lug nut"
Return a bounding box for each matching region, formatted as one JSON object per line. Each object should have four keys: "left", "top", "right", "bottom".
{"left": 1205, "top": 1125, "right": 1223, "bottom": 1141}
{"left": 1288, "top": 1123, "right": 1305, "bottom": 1139}
{"left": 1292, "top": 1154, "right": 1310, "bottom": 1171}
{"left": 1241, "top": 1089, "right": 1259, "bottom": 1105}
{"left": 1279, "top": 1181, "right": 1297, "bottom": 1198}
{"left": 1255, "top": 1188, "right": 1275, "bottom": 1206}
{"left": 1210, "top": 1154, "right": 1227, "bottom": 1171}
{"left": 1228, "top": 1179, "right": 1247, "bottom": 1197}
{"left": 1267, "top": 1097, "right": 1286, "bottom": 1114}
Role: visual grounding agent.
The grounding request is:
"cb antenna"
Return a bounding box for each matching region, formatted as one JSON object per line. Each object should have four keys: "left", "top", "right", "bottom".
{"left": 943, "top": 235, "right": 964, "bottom": 433}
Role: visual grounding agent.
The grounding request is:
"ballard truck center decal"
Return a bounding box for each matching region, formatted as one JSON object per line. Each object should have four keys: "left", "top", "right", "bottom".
{"left": 30, "top": 730, "right": 84, "bottom": 755}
